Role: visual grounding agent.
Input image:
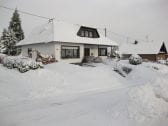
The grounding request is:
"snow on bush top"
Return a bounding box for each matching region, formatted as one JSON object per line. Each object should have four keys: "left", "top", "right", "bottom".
{"left": 2, "top": 54, "right": 43, "bottom": 73}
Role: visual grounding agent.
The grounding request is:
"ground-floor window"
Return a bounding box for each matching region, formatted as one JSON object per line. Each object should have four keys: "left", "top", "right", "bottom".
{"left": 28, "top": 48, "right": 32, "bottom": 58}
{"left": 61, "top": 46, "right": 80, "bottom": 58}
{"left": 98, "top": 48, "right": 107, "bottom": 56}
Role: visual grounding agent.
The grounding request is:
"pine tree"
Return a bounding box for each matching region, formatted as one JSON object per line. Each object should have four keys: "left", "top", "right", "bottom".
{"left": 0, "top": 29, "right": 18, "bottom": 55}
{"left": 8, "top": 9, "right": 24, "bottom": 41}
{"left": 0, "top": 29, "right": 8, "bottom": 53}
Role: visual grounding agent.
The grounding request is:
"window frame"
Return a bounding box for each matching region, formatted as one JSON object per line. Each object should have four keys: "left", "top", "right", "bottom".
{"left": 61, "top": 45, "right": 80, "bottom": 59}
{"left": 98, "top": 48, "right": 107, "bottom": 56}
{"left": 28, "top": 48, "right": 32, "bottom": 58}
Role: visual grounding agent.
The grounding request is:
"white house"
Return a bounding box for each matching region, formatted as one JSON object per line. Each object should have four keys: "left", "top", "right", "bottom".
{"left": 17, "top": 20, "right": 118, "bottom": 63}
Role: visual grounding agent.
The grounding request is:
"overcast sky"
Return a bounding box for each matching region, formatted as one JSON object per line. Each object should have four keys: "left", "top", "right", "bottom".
{"left": 0, "top": 0, "right": 168, "bottom": 43}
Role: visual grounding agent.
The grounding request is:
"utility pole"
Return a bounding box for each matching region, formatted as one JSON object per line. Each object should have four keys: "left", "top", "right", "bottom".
{"left": 104, "top": 28, "right": 107, "bottom": 37}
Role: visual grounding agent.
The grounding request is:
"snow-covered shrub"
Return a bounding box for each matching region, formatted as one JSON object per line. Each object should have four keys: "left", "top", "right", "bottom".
{"left": 3, "top": 56, "right": 15, "bottom": 69}
{"left": 2, "top": 56, "right": 43, "bottom": 73}
{"left": 94, "top": 57, "right": 103, "bottom": 63}
{"left": 82, "top": 56, "right": 103, "bottom": 63}
{"left": 129, "top": 54, "right": 142, "bottom": 65}
{"left": 83, "top": 56, "right": 95, "bottom": 63}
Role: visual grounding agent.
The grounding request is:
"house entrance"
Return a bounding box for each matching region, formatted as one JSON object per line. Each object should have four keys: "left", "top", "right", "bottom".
{"left": 84, "top": 48, "right": 90, "bottom": 56}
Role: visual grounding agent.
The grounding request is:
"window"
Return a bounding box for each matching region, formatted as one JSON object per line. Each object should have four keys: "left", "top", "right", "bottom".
{"left": 77, "top": 26, "right": 100, "bottom": 38}
{"left": 89, "top": 32, "right": 93, "bottom": 38}
{"left": 61, "top": 46, "right": 80, "bottom": 59}
{"left": 81, "top": 31, "right": 84, "bottom": 37}
{"left": 85, "top": 31, "right": 89, "bottom": 37}
{"left": 98, "top": 48, "right": 107, "bottom": 56}
{"left": 28, "top": 48, "right": 32, "bottom": 58}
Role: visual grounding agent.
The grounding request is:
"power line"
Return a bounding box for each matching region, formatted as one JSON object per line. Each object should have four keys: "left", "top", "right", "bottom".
{"left": 0, "top": 5, "right": 50, "bottom": 20}
{"left": 0, "top": 5, "right": 151, "bottom": 42}
{"left": 97, "top": 27, "right": 147, "bottom": 42}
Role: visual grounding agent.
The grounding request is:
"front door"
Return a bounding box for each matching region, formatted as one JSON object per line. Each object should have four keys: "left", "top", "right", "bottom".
{"left": 84, "top": 48, "right": 90, "bottom": 56}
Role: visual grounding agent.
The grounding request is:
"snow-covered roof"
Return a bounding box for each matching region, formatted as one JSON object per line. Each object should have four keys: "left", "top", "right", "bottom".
{"left": 119, "top": 41, "right": 165, "bottom": 54}
{"left": 17, "top": 21, "right": 118, "bottom": 46}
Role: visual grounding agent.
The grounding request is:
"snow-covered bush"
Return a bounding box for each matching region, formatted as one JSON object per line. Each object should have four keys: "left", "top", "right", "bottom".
{"left": 82, "top": 56, "right": 103, "bottom": 63}
{"left": 2, "top": 56, "right": 43, "bottom": 73}
{"left": 129, "top": 54, "right": 142, "bottom": 65}
{"left": 94, "top": 57, "right": 103, "bottom": 63}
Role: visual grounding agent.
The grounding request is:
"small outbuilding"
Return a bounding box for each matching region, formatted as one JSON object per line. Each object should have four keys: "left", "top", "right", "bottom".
{"left": 119, "top": 41, "right": 168, "bottom": 61}
{"left": 17, "top": 20, "right": 118, "bottom": 63}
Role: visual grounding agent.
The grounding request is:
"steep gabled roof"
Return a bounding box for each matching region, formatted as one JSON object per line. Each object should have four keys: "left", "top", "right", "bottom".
{"left": 119, "top": 41, "right": 167, "bottom": 54}
{"left": 17, "top": 21, "right": 118, "bottom": 46}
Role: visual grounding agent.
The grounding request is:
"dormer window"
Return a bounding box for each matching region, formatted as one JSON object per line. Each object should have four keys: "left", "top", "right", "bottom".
{"left": 81, "top": 31, "right": 84, "bottom": 37}
{"left": 85, "top": 31, "right": 89, "bottom": 37}
{"left": 77, "top": 26, "right": 100, "bottom": 38}
{"left": 89, "top": 32, "right": 93, "bottom": 38}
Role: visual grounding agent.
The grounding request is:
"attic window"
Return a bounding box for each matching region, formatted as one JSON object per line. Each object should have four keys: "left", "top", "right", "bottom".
{"left": 77, "top": 26, "right": 100, "bottom": 38}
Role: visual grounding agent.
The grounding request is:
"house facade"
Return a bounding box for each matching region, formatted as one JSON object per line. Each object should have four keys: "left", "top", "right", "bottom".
{"left": 17, "top": 21, "right": 118, "bottom": 63}
{"left": 120, "top": 41, "right": 168, "bottom": 61}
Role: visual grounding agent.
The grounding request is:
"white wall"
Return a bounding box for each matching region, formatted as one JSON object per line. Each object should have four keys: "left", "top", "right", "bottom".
{"left": 20, "top": 42, "right": 111, "bottom": 63}
{"left": 21, "top": 43, "right": 55, "bottom": 57}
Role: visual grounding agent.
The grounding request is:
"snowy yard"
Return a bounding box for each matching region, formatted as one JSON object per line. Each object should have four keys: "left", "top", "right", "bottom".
{"left": 0, "top": 59, "right": 168, "bottom": 126}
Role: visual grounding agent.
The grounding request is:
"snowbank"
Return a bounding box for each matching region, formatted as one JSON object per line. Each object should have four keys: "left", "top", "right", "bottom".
{"left": 128, "top": 77, "right": 168, "bottom": 122}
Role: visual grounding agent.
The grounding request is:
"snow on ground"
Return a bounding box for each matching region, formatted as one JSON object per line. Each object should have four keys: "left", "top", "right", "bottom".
{"left": 0, "top": 59, "right": 168, "bottom": 126}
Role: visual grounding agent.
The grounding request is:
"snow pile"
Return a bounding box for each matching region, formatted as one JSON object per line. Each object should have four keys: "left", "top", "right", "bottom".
{"left": 2, "top": 56, "right": 43, "bottom": 72}
{"left": 128, "top": 78, "right": 168, "bottom": 122}
{"left": 113, "top": 60, "right": 132, "bottom": 77}
{"left": 129, "top": 54, "right": 142, "bottom": 65}
{"left": 153, "top": 78, "right": 168, "bottom": 102}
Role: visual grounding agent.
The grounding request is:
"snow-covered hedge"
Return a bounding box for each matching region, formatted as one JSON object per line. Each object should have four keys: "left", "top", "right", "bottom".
{"left": 129, "top": 54, "right": 142, "bottom": 65}
{"left": 2, "top": 55, "right": 43, "bottom": 73}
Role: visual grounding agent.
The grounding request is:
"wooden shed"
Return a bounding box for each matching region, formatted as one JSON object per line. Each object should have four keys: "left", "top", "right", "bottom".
{"left": 119, "top": 41, "right": 168, "bottom": 61}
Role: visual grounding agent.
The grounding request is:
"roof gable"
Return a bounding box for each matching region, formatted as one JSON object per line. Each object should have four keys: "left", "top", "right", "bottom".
{"left": 159, "top": 42, "right": 167, "bottom": 53}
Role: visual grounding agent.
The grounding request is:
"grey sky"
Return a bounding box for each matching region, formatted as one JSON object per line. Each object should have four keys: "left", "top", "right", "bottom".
{"left": 0, "top": 0, "right": 168, "bottom": 43}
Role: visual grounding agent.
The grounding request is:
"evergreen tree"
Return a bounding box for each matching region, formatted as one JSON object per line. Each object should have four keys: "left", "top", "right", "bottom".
{"left": 0, "top": 29, "right": 8, "bottom": 53}
{"left": 8, "top": 9, "right": 24, "bottom": 41}
{"left": 0, "top": 29, "right": 18, "bottom": 55}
